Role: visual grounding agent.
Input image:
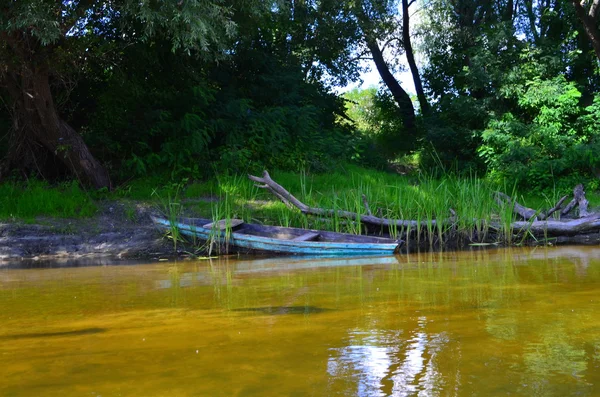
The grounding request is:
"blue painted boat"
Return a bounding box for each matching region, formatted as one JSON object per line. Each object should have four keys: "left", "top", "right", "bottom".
{"left": 151, "top": 216, "right": 402, "bottom": 256}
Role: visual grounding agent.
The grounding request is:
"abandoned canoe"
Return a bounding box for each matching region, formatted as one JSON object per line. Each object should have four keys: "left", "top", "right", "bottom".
{"left": 151, "top": 216, "right": 402, "bottom": 256}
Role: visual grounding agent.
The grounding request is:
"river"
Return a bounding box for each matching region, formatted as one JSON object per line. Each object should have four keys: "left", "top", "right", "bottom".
{"left": 2, "top": 246, "right": 600, "bottom": 396}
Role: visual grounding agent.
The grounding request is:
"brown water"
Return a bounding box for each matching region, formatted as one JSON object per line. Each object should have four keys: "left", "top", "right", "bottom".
{"left": 2, "top": 247, "right": 600, "bottom": 396}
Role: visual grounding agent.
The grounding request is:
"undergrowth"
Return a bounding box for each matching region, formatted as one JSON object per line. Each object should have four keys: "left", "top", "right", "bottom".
{"left": 2, "top": 164, "right": 598, "bottom": 250}
{"left": 0, "top": 180, "right": 97, "bottom": 221}
{"left": 181, "top": 165, "right": 506, "bottom": 246}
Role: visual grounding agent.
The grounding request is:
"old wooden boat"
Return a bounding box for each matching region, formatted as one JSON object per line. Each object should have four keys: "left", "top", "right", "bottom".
{"left": 151, "top": 216, "right": 402, "bottom": 256}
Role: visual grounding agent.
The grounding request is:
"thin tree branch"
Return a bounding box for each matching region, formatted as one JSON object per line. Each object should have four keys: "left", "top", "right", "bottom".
{"left": 380, "top": 37, "right": 402, "bottom": 53}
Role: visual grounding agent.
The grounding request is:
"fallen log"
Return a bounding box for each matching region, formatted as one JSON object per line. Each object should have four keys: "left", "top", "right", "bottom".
{"left": 248, "top": 171, "right": 600, "bottom": 241}
{"left": 495, "top": 192, "right": 568, "bottom": 221}
{"left": 248, "top": 171, "right": 437, "bottom": 228}
{"left": 511, "top": 215, "right": 600, "bottom": 236}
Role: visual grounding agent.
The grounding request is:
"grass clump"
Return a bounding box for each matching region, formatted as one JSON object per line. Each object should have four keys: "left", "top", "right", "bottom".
{"left": 5, "top": 164, "right": 597, "bottom": 249}
{"left": 182, "top": 165, "right": 509, "bottom": 247}
{"left": 0, "top": 180, "right": 97, "bottom": 221}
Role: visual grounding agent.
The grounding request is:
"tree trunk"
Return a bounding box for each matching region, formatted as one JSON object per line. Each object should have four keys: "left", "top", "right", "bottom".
{"left": 402, "top": 0, "right": 429, "bottom": 114}
{"left": 364, "top": 35, "right": 417, "bottom": 135}
{"left": 3, "top": 64, "right": 111, "bottom": 189}
{"left": 524, "top": 0, "right": 540, "bottom": 43}
{"left": 572, "top": 0, "right": 600, "bottom": 61}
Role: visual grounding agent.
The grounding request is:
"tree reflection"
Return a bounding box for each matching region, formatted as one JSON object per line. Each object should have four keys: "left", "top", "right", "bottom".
{"left": 521, "top": 325, "right": 588, "bottom": 395}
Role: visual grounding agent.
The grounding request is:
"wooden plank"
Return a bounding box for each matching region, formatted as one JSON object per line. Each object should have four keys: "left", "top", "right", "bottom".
{"left": 291, "top": 232, "right": 320, "bottom": 242}
{"left": 202, "top": 219, "right": 244, "bottom": 230}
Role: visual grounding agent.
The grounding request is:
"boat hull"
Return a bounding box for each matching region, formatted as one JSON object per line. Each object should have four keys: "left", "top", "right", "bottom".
{"left": 151, "top": 216, "right": 401, "bottom": 256}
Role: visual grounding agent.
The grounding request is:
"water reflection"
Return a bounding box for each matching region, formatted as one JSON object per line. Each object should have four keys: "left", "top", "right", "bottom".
{"left": 0, "top": 257, "right": 146, "bottom": 269}
{"left": 0, "top": 327, "right": 106, "bottom": 340}
{"left": 2, "top": 246, "right": 600, "bottom": 396}
{"left": 327, "top": 318, "right": 449, "bottom": 396}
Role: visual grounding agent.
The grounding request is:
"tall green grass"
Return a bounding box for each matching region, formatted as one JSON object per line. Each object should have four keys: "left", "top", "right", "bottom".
{"left": 0, "top": 180, "right": 96, "bottom": 221}
{"left": 184, "top": 165, "right": 515, "bottom": 248}
{"left": 153, "top": 181, "right": 186, "bottom": 251}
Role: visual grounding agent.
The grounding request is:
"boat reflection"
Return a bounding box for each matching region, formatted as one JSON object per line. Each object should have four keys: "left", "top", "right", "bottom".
{"left": 155, "top": 255, "right": 402, "bottom": 289}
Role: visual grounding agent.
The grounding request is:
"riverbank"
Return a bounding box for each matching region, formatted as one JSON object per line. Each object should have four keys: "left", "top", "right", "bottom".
{"left": 1, "top": 166, "right": 600, "bottom": 263}
{"left": 0, "top": 201, "right": 178, "bottom": 263}
{"left": 3, "top": 198, "right": 600, "bottom": 264}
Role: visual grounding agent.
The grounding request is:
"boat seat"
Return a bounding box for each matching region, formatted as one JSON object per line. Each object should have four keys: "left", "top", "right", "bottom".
{"left": 291, "top": 232, "right": 320, "bottom": 242}
{"left": 202, "top": 219, "right": 244, "bottom": 230}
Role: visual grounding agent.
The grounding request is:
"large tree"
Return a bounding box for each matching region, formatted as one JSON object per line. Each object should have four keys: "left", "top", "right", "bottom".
{"left": 571, "top": 0, "right": 600, "bottom": 60}
{"left": 402, "top": 0, "right": 429, "bottom": 114}
{"left": 0, "top": 0, "right": 235, "bottom": 188}
{"left": 352, "top": 0, "right": 418, "bottom": 135}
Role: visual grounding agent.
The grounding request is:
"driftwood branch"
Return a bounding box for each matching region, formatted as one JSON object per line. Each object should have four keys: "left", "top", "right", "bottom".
{"left": 562, "top": 184, "right": 589, "bottom": 217}
{"left": 496, "top": 192, "right": 569, "bottom": 221}
{"left": 545, "top": 195, "right": 568, "bottom": 219}
{"left": 249, "top": 171, "right": 600, "bottom": 240}
{"left": 495, "top": 192, "right": 539, "bottom": 221}
{"left": 249, "top": 171, "right": 434, "bottom": 228}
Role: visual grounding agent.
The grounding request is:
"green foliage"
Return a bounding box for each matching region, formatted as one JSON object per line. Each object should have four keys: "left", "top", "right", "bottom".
{"left": 81, "top": 14, "right": 354, "bottom": 180}
{"left": 343, "top": 87, "right": 417, "bottom": 169}
{"left": 419, "top": 95, "right": 488, "bottom": 174}
{"left": 479, "top": 76, "right": 600, "bottom": 191}
{"left": 0, "top": 180, "right": 96, "bottom": 220}
{"left": 8, "top": 0, "right": 600, "bottom": 190}
{"left": 416, "top": 0, "right": 600, "bottom": 179}
{"left": 88, "top": 75, "right": 215, "bottom": 180}
{"left": 0, "top": 0, "right": 236, "bottom": 52}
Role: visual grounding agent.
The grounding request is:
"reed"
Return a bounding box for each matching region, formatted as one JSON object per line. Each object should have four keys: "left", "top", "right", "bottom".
{"left": 180, "top": 165, "right": 520, "bottom": 249}
{"left": 153, "top": 181, "right": 186, "bottom": 252}
{"left": 206, "top": 191, "right": 241, "bottom": 255}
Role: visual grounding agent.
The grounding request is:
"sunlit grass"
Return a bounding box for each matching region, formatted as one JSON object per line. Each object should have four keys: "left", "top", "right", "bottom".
{"left": 0, "top": 180, "right": 97, "bottom": 221}
{"left": 181, "top": 165, "right": 510, "bottom": 247}
{"left": 3, "top": 164, "right": 597, "bottom": 249}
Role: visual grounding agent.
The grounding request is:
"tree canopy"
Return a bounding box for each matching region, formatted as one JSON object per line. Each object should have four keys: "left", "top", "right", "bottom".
{"left": 1, "top": 0, "right": 600, "bottom": 191}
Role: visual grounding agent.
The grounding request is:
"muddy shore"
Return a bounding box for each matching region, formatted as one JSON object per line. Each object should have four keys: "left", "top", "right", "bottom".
{"left": 0, "top": 202, "right": 179, "bottom": 264}
{"left": 3, "top": 199, "right": 600, "bottom": 265}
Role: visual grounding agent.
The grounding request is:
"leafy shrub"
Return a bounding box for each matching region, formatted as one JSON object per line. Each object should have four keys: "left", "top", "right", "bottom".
{"left": 85, "top": 38, "right": 353, "bottom": 180}
{"left": 420, "top": 96, "right": 487, "bottom": 174}
{"left": 479, "top": 76, "right": 600, "bottom": 191}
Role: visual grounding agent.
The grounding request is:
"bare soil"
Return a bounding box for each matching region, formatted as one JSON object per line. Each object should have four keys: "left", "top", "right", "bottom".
{"left": 0, "top": 201, "right": 180, "bottom": 264}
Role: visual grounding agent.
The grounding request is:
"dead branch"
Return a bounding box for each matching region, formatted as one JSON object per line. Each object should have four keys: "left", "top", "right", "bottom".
{"left": 576, "top": 184, "right": 590, "bottom": 217}
{"left": 543, "top": 195, "right": 568, "bottom": 219}
{"left": 496, "top": 192, "right": 568, "bottom": 221}
{"left": 249, "top": 171, "right": 435, "bottom": 228}
{"left": 495, "top": 192, "right": 538, "bottom": 221}
{"left": 562, "top": 184, "right": 589, "bottom": 217}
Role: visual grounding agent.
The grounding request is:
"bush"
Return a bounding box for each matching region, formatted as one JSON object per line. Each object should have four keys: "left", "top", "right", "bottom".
{"left": 479, "top": 76, "right": 600, "bottom": 192}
